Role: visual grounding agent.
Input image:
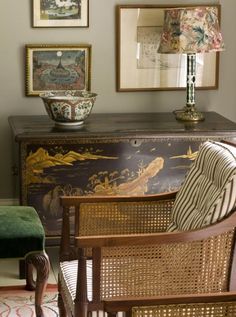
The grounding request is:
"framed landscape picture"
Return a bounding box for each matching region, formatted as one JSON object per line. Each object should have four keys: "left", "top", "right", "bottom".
{"left": 33, "top": 0, "right": 89, "bottom": 27}
{"left": 116, "top": 4, "right": 220, "bottom": 91}
{"left": 25, "top": 44, "right": 91, "bottom": 96}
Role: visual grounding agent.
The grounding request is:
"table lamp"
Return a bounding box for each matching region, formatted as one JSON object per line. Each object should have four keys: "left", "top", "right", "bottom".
{"left": 158, "top": 6, "right": 224, "bottom": 121}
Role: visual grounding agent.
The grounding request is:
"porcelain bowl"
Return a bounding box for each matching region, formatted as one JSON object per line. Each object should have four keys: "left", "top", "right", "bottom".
{"left": 40, "top": 91, "right": 97, "bottom": 127}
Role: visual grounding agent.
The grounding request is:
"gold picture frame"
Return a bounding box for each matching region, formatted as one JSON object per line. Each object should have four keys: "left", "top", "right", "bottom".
{"left": 116, "top": 4, "right": 220, "bottom": 92}
{"left": 25, "top": 44, "right": 91, "bottom": 96}
{"left": 33, "top": 0, "right": 89, "bottom": 28}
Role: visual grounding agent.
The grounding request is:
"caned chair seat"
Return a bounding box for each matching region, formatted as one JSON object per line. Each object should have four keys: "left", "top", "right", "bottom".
{"left": 132, "top": 300, "right": 236, "bottom": 317}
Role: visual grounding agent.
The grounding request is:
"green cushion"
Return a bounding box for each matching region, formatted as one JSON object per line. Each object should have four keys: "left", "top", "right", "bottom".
{"left": 0, "top": 206, "right": 45, "bottom": 258}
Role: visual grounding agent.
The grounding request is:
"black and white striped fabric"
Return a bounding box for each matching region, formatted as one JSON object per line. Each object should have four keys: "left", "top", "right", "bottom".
{"left": 59, "top": 260, "right": 93, "bottom": 313}
{"left": 168, "top": 141, "right": 236, "bottom": 231}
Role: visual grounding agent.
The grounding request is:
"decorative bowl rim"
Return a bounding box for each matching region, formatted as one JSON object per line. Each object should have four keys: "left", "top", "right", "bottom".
{"left": 39, "top": 90, "right": 97, "bottom": 101}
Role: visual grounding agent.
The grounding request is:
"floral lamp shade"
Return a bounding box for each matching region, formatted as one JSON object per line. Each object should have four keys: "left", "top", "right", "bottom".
{"left": 158, "top": 6, "right": 225, "bottom": 122}
{"left": 158, "top": 6, "right": 225, "bottom": 54}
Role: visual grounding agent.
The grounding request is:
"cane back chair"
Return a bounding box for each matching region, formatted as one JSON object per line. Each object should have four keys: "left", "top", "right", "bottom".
{"left": 58, "top": 140, "right": 236, "bottom": 317}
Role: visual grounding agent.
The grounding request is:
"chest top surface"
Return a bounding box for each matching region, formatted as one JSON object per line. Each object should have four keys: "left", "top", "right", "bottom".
{"left": 8, "top": 112, "right": 236, "bottom": 141}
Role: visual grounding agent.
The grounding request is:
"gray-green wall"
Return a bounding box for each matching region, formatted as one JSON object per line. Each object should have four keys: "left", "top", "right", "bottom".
{"left": 0, "top": 0, "right": 235, "bottom": 200}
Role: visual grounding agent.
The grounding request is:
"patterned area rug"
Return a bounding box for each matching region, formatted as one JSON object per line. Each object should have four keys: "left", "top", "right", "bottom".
{"left": 0, "top": 285, "right": 58, "bottom": 316}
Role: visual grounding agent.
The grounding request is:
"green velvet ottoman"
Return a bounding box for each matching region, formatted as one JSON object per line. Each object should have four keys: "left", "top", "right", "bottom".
{"left": 0, "top": 206, "right": 50, "bottom": 317}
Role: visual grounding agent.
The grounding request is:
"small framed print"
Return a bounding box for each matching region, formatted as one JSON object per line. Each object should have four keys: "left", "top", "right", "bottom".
{"left": 25, "top": 44, "right": 91, "bottom": 96}
{"left": 33, "top": 0, "right": 89, "bottom": 28}
{"left": 116, "top": 4, "right": 220, "bottom": 91}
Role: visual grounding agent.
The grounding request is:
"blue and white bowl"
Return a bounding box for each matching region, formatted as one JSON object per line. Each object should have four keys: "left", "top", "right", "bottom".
{"left": 40, "top": 91, "right": 97, "bottom": 126}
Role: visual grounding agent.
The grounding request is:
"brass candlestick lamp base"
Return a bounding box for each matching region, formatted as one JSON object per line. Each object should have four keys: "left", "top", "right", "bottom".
{"left": 174, "top": 105, "right": 204, "bottom": 122}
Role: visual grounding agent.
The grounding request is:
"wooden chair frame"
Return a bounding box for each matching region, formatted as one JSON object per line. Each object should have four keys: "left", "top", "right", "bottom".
{"left": 58, "top": 192, "right": 236, "bottom": 317}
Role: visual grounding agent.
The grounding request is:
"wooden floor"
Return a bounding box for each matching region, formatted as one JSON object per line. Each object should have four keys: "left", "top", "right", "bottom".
{"left": 0, "top": 247, "right": 59, "bottom": 286}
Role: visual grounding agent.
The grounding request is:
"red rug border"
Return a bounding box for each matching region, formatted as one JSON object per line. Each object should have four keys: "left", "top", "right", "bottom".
{"left": 0, "top": 283, "right": 57, "bottom": 292}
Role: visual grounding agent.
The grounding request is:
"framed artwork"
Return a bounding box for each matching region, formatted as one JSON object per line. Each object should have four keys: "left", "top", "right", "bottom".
{"left": 116, "top": 4, "right": 220, "bottom": 92}
{"left": 33, "top": 0, "right": 89, "bottom": 27}
{"left": 25, "top": 44, "right": 91, "bottom": 96}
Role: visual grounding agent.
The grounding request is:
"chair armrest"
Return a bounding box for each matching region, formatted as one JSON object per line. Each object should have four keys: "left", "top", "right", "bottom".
{"left": 76, "top": 212, "right": 236, "bottom": 297}
{"left": 104, "top": 292, "right": 236, "bottom": 316}
{"left": 60, "top": 191, "right": 178, "bottom": 205}
{"left": 76, "top": 210, "right": 236, "bottom": 247}
{"left": 104, "top": 292, "right": 236, "bottom": 313}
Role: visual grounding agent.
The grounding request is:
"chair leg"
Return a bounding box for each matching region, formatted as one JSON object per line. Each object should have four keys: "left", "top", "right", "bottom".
{"left": 25, "top": 251, "right": 50, "bottom": 317}
{"left": 25, "top": 262, "right": 36, "bottom": 290}
{"left": 19, "top": 259, "right": 26, "bottom": 279}
{"left": 107, "top": 313, "right": 117, "bottom": 317}
{"left": 58, "top": 292, "right": 67, "bottom": 317}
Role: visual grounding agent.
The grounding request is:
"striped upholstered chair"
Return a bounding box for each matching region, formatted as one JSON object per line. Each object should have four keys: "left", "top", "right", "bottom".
{"left": 58, "top": 140, "right": 236, "bottom": 317}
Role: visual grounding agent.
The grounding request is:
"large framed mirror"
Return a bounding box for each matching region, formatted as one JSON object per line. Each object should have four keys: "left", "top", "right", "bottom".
{"left": 116, "top": 4, "right": 220, "bottom": 92}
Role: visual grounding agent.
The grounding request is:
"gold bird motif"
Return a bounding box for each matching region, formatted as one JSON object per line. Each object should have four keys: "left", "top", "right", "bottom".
{"left": 170, "top": 146, "right": 198, "bottom": 161}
